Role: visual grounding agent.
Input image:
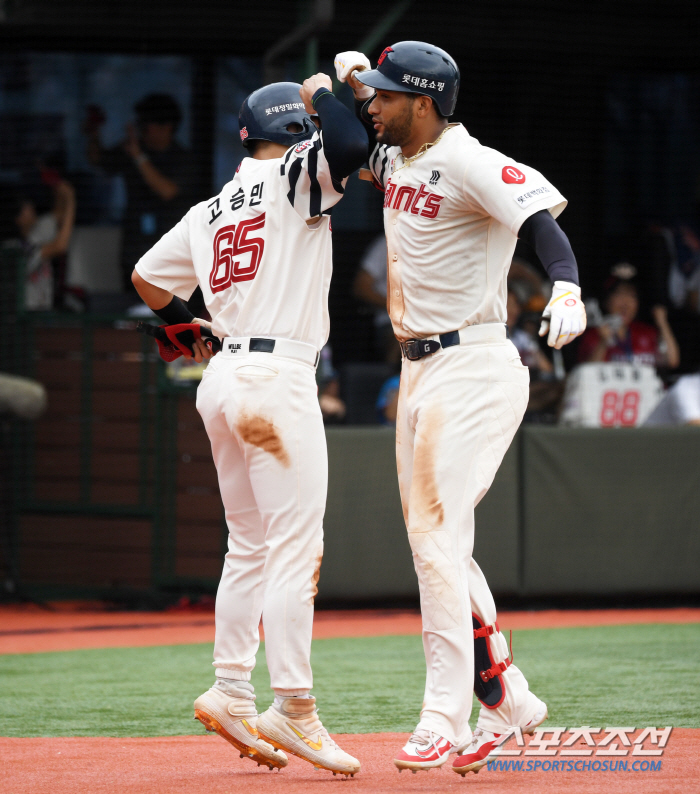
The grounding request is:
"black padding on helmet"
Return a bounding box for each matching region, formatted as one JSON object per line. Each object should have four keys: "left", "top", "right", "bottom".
{"left": 238, "top": 82, "right": 316, "bottom": 149}
{"left": 357, "top": 40, "right": 460, "bottom": 117}
{"left": 473, "top": 614, "right": 506, "bottom": 709}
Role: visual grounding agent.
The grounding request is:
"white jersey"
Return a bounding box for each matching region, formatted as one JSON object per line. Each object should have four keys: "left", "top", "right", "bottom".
{"left": 369, "top": 123, "right": 567, "bottom": 340}
{"left": 135, "top": 131, "right": 347, "bottom": 350}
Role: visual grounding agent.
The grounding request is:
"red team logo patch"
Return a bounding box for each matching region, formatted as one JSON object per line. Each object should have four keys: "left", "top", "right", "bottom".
{"left": 565, "top": 298, "right": 577, "bottom": 306}
{"left": 502, "top": 166, "right": 526, "bottom": 184}
{"left": 240, "top": 127, "right": 248, "bottom": 142}
{"left": 295, "top": 140, "right": 313, "bottom": 154}
{"left": 378, "top": 46, "right": 393, "bottom": 65}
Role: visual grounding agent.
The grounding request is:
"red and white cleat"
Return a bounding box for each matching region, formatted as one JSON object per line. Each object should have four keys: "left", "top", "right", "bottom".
{"left": 394, "top": 729, "right": 459, "bottom": 773}
{"left": 451, "top": 699, "right": 548, "bottom": 776}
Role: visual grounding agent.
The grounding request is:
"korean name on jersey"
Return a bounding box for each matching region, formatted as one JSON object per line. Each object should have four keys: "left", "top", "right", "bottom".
{"left": 135, "top": 133, "right": 347, "bottom": 351}
{"left": 369, "top": 124, "right": 567, "bottom": 339}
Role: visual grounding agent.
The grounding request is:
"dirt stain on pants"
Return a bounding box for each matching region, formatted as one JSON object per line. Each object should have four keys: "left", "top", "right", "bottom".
{"left": 310, "top": 553, "right": 323, "bottom": 604}
{"left": 236, "top": 413, "right": 290, "bottom": 467}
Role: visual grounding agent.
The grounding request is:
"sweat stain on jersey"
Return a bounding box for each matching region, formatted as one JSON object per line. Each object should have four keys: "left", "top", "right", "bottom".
{"left": 236, "top": 414, "right": 290, "bottom": 467}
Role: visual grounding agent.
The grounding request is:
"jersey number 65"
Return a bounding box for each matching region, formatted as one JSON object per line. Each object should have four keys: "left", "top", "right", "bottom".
{"left": 210, "top": 212, "right": 266, "bottom": 293}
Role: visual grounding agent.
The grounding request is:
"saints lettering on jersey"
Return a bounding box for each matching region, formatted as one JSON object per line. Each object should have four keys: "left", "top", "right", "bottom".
{"left": 383, "top": 179, "right": 445, "bottom": 219}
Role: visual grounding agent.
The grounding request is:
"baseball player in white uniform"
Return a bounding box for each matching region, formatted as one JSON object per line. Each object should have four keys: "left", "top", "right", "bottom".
{"left": 131, "top": 75, "right": 367, "bottom": 777}
{"left": 335, "top": 42, "right": 587, "bottom": 775}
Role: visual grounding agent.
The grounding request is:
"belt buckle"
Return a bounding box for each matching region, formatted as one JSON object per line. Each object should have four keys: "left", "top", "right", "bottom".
{"left": 403, "top": 339, "right": 441, "bottom": 360}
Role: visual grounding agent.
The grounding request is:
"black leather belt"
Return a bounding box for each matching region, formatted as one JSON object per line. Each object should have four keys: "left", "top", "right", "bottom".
{"left": 400, "top": 330, "right": 460, "bottom": 361}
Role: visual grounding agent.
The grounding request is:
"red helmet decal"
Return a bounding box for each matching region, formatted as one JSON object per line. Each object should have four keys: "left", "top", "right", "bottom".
{"left": 502, "top": 166, "right": 525, "bottom": 184}
{"left": 239, "top": 127, "right": 248, "bottom": 141}
{"left": 378, "top": 46, "right": 393, "bottom": 65}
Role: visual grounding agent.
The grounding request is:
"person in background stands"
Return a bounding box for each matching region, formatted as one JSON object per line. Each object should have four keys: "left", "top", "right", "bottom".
{"left": 85, "top": 94, "right": 196, "bottom": 291}
{"left": 578, "top": 266, "right": 680, "bottom": 371}
{"left": 12, "top": 179, "right": 76, "bottom": 311}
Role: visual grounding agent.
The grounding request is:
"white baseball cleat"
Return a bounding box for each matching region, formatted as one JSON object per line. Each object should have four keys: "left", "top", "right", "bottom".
{"left": 393, "top": 728, "right": 461, "bottom": 773}
{"left": 256, "top": 696, "right": 360, "bottom": 777}
{"left": 451, "top": 697, "right": 549, "bottom": 775}
{"left": 194, "top": 686, "right": 288, "bottom": 770}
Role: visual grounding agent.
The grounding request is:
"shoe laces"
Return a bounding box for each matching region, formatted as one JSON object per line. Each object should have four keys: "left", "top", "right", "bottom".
{"left": 409, "top": 728, "right": 443, "bottom": 751}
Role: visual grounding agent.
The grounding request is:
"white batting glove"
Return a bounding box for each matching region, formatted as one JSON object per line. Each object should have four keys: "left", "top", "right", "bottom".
{"left": 334, "top": 51, "right": 374, "bottom": 99}
{"left": 539, "top": 281, "right": 587, "bottom": 349}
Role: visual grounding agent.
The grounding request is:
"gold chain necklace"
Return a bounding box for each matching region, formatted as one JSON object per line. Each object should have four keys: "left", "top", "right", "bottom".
{"left": 393, "top": 123, "right": 458, "bottom": 174}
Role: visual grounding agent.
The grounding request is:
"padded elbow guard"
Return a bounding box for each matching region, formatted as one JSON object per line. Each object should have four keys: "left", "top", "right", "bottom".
{"left": 473, "top": 614, "right": 512, "bottom": 709}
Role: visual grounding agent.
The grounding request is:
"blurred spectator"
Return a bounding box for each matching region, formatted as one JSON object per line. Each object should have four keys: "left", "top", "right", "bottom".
{"left": 507, "top": 288, "right": 563, "bottom": 416}
{"left": 669, "top": 224, "right": 700, "bottom": 313}
{"left": 376, "top": 374, "right": 400, "bottom": 426}
{"left": 644, "top": 372, "right": 700, "bottom": 426}
{"left": 11, "top": 179, "right": 76, "bottom": 310}
{"left": 353, "top": 235, "right": 400, "bottom": 364}
{"left": 578, "top": 266, "right": 680, "bottom": 370}
{"left": 317, "top": 346, "right": 346, "bottom": 423}
{"left": 84, "top": 94, "right": 195, "bottom": 290}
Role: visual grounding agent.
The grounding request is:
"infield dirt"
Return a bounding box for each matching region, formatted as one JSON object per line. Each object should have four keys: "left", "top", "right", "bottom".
{"left": 1, "top": 730, "right": 695, "bottom": 794}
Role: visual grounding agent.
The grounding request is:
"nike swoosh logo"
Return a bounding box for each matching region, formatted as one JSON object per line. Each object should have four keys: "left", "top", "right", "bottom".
{"left": 287, "top": 722, "right": 323, "bottom": 751}
{"left": 241, "top": 719, "right": 258, "bottom": 737}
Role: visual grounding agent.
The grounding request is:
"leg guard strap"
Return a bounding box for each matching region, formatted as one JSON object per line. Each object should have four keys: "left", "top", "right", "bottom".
{"left": 472, "top": 614, "right": 513, "bottom": 709}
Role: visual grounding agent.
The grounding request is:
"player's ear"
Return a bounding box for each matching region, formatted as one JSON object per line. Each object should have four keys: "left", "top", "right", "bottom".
{"left": 416, "top": 95, "right": 434, "bottom": 118}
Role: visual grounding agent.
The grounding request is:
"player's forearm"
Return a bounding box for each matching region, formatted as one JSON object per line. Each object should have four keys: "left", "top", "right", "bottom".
{"left": 311, "top": 89, "right": 368, "bottom": 179}
{"left": 518, "top": 210, "right": 579, "bottom": 286}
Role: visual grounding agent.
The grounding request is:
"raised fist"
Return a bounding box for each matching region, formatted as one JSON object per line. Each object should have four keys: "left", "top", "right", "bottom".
{"left": 334, "top": 51, "right": 373, "bottom": 99}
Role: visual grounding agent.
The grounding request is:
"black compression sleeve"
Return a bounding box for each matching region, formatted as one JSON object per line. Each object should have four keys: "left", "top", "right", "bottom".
{"left": 312, "top": 89, "right": 368, "bottom": 179}
{"left": 153, "top": 295, "right": 195, "bottom": 325}
{"left": 518, "top": 209, "right": 579, "bottom": 286}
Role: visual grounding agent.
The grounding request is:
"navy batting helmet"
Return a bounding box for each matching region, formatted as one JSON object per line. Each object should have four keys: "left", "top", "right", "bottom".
{"left": 238, "top": 82, "right": 316, "bottom": 149}
{"left": 357, "top": 41, "right": 460, "bottom": 117}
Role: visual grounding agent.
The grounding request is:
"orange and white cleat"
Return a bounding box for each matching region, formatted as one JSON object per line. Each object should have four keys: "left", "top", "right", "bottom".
{"left": 393, "top": 729, "right": 461, "bottom": 773}
{"left": 256, "top": 696, "right": 360, "bottom": 777}
{"left": 194, "top": 685, "right": 287, "bottom": 770}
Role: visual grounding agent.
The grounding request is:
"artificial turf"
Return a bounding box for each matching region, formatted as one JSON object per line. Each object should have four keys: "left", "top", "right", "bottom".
{"left": 0, "top": 623, "right": 698, "bottom": 738}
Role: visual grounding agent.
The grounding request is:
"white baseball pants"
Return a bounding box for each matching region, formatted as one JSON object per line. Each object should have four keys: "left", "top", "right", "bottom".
{"left": 196, "top": 345, "right": 326, "bottom": 695}
{"left": 396, "top": 324, "right": 538, "bottom": 747}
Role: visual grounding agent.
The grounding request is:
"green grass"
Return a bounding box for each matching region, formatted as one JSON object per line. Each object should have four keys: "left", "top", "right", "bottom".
{"left": 0, "top": 624, "right": 698, "bottom": 737}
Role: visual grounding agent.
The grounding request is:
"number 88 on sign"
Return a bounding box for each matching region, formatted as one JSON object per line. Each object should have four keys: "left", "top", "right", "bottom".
{"left": 560, "top": 363, "right": 664, "bottom": 428}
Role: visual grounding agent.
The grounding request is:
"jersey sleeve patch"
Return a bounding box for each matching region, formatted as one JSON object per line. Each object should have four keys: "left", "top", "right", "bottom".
{"left": 512, "top": 185, "right": 552, "bottom": 208}
{"left": 502, "top": 166, "right": 526, "bottom": 184}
